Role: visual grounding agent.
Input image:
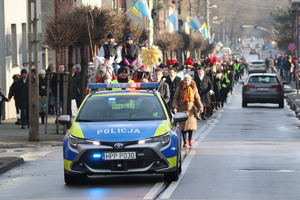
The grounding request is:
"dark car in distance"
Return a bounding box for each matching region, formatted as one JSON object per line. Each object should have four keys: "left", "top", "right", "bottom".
{"left": 249, "top": 48, "right": 259, "bottom": 55}
{"left": 242, "top": 73, "right": 284, "bottom": 108}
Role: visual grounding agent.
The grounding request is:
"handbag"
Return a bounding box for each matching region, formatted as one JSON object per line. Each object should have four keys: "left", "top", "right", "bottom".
{"left": 193, "top": 105, "right": 200, "bottom": 119}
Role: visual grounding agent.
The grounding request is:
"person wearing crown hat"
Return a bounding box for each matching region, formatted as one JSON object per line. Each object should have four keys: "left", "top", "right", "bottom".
{"left": 97, "top": 33, "right": 121, "bottom": 75}
{"left": 14, "top": 69, "right": 29, "bottom": 129}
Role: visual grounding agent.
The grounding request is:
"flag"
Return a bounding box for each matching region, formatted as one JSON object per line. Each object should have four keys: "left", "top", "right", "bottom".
{"left": 167, "top": 10, "right": 178, "bottom": 33}
{"left": 130, "top": 0, "right": 152, "bottom": 23}
{"left": 209, "top": 33, "right": 215, "bottom": 44}
{"left": 188, "top": 16, "right": 202, "bottom": 31}
{"left": 215, "top": 42, "right": 223, "bottom": 52}
{"left": 200, "top": 23, "right": 208, "bottom": 40}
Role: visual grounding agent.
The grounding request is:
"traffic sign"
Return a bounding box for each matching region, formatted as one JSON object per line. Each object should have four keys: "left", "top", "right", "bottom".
{"left": 288, "top": 43, "right": 296, "bottom": 51}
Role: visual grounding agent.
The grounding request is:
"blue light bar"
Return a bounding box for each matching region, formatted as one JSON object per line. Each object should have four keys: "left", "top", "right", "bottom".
{"left": 88, "top": 82, "right": 159, "bottom": 89}
{"left": 92, "top": 153, "right": 102, "bottom": 158}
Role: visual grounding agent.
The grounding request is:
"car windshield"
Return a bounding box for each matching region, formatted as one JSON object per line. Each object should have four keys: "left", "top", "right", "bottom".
{"left": 248, "top": 76, "right": 278, "bottom": 83}
{"left": 76, "top": 95, "right": 166, "bottom": 122}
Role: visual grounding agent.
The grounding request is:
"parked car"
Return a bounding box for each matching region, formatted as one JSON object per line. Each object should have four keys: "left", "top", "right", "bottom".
{"left": 242, "top": 73, "right": 284, "bottom": 108}
{"left": 247, "top": 60, "right": 266, "bottom": 74}
{"left": 220, "top": 47, "right": 232, "bottom": 56}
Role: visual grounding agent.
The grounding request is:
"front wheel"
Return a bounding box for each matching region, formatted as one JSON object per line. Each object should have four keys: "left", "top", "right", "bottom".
{"left": 279, "top": 100, "right": 284, "bottom": 108}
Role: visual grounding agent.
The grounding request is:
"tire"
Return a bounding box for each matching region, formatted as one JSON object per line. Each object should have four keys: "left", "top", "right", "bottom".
{"left": 279, "top": 100, "right": 284, "bottom": 108}
{"left": 164, "top": 150, "right": 181, "bottom": 181}
{"left": 242, "top": 100, "right": 247, "bottom": 107}
{"left": 64, "top": 173, "right": 87, "bottom": 185}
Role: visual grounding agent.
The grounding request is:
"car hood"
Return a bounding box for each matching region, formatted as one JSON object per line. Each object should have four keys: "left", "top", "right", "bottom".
{"left": 69, "top": 120, "right": 172, "bottom": 142}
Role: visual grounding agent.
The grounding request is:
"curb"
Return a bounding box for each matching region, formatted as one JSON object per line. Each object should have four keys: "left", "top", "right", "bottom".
{"left": 286, "top": 94, "right": 300, "bottom": 118}
{"left": 0, "top": 157, "right": 24, "bottom": 174}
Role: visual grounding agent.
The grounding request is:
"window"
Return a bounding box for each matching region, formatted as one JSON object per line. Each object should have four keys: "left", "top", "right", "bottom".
{"left": 11, "top": 24, "right": 18, "bottom": 66}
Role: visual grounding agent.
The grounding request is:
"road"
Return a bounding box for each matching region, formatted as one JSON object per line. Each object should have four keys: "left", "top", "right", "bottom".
{"left": 1, "top": 75, "right": 300, "bottom": 200}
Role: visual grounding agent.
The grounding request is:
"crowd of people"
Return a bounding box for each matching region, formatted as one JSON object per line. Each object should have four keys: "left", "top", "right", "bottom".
{"left": 0, "top": 33, "right": 248, "bottom": 148}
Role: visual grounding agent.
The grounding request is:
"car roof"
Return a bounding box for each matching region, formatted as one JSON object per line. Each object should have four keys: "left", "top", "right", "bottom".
{"left": 89, "top": 90, "right": 158, "bottom": 97}
{"left": 251, "top": 60, "right": 264, "bottom": 63}
{"left": 248, "top": 73, "right": 277, "bottom": 77}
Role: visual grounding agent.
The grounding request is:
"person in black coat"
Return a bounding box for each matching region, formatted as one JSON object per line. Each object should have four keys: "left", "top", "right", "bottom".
{"left": 0, "top": 88, "right": 9, "bottom": 124}
{"left": 155, "top": 68, "right": 170, "bottom": 104}
{"left": 165, "top": 67, "right": 181, "bottom": 108}
{"left": 207, "top": 64, "right": 221, "bottom": 111}
{"left": 8, "top": 74, "right": 21, "bottom": 124}
{"left": 194, "top": 66, "right": 213, "bottom": 120}
{"left": 121, "top": 34, "right": 139, "bottom": 73}
{"left": 39, "top": 70, "right": 47, "bottom": 124}
{"left": 14, "top": 69, "right": 29, "bottom": 129}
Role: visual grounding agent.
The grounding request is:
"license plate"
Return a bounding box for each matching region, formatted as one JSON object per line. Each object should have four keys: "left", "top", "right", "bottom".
{"left": 257, "top": 88, "right": 269, "bottom": 91}
{"left": 104, "top": 152, "right": 136, "bottom": 160}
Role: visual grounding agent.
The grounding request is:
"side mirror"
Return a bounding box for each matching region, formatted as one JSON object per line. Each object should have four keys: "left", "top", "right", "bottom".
{"left": 173, "top": 112, "right": 188, "bottom": 125}
{"left": 57, "top": 115, "right": 71, "bottom": 128}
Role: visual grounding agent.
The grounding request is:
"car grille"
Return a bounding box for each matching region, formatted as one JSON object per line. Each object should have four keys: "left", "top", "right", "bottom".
{"left": 72, "top": 148, "right": 168, "bottom": 172}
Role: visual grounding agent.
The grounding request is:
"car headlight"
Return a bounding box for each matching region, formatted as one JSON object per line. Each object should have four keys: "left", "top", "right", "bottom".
{"left": 138, "top": 132, "right": 171, "bottom": 147}
{"left": 68, "top": 133, "right": 100, "bottom": 148}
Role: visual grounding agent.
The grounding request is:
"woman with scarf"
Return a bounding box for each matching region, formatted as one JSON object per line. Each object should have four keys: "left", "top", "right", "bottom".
{"left": 121, "top": 34, "right": 139, "bottom": 73}
{"left": 172, "top": 74, "right": 204, "bottom": 147}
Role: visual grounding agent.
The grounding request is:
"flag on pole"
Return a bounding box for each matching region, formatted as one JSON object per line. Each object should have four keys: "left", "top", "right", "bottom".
{"left": 130, "top": 0, "right": 152, "bottom": 23}
{"left": 188, "top": 16, "right": 202, "bottom": 31}
{"left": 200, "top": 23, "right": 208, "bottom": 40}
{"left": 167, "top": 10, "right": 178, "bottom": 33}
{"left": 215, "top": 42, "right": 223, "bottom": 52}
{"left": 209, "top": 33, "right": 215, "bottom": 44}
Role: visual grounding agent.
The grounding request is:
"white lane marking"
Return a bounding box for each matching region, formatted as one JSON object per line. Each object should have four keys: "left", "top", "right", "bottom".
{"left": 160, "top": 151, "right": 196, "bottom": 199}
{"left": 20, "top": 151, "right": 52, "bottom": 161}
{"left": 143, "top": 182, "right": 164, "bottom": 200}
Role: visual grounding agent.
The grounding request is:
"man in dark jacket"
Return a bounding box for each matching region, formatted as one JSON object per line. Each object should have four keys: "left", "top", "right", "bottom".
{"left": 14, "top": 69, "right": 29, "bottom": 129}
{"left": 194, "top": 66, "right": 213, "bottom": 120}
{"left": 165, "top": 68, "right": 181, "bottom": 108}
{"left": 155, "top": 68, "right": 170, "bottom": 104}
{"left": 8, "top": 74, "right": 21, "bottom": 124}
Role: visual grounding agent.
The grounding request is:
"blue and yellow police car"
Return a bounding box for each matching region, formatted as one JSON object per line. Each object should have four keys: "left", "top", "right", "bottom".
{"left": 58, "top": 83, "right": 188, "bottom": 185}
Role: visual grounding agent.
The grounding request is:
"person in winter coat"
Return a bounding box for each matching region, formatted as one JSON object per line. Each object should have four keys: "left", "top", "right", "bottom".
{"left": 155, "top": 68, "right": 170, "bottom": 103}
{"left": 165, "top": 68, "right": 181, "bottom": 108}
{"left": 0, "top": 88, "right": 9, "bottom": 124}
{"left": 14, "top": 69, "right": 29, "bottom": 129}
{"left": 172, "top": 74, "right": 204, "bottom": 147}
{"left": 97, "top": 33, "right": 122, "bottom": 75}
{"left": 194, "top": 66, "right": 213, "bottom": 120}
{"left": 8, "top": 74, "right": 21, "bottom": 125}
{"left": 39, "top": 70, "right": 47, "bottom": 124}
{"left": 121, "top": 34, "right": 139, "bottom": 72}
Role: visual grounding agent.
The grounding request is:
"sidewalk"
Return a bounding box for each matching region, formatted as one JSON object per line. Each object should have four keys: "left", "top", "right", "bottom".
{"left": 0, "top": 114, "right": 64, "bottom": 174}
{"left": 0, "top": 115, "right": 64, "bottom": 148}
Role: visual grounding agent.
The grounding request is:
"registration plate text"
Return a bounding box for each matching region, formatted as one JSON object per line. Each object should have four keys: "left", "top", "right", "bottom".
{"left": 104, "top": 152, "right": 136, "bottom": 160}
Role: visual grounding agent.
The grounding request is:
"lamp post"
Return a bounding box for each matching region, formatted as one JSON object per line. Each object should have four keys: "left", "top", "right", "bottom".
{"left": 206, "top": 0, "right": 217, "bottom": 31}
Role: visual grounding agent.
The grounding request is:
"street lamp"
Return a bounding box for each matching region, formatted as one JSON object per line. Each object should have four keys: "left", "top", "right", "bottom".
{"left": 206, "top": 2, "right": 217, "bottom": 31}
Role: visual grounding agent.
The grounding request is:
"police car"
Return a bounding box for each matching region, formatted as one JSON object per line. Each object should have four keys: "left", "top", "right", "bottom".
{"left": 58, "top": 82, "right": 188, "bottom": 185}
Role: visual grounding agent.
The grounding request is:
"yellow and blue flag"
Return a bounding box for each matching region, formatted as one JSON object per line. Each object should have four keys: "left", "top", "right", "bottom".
{"left": 166, "top": 10, "right": 178, "bottom": 33}
{"left": 200, "top": 23, "right": 208, "bottom": 40}
{"left": 188, "top": 16, "right": 201, "bottom": 31}
{"left": 130, "top": 0, "right": 152, "bottom": 23}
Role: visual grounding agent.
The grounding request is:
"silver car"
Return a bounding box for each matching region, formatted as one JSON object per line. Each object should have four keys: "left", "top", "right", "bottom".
{"left": 247, "top": 60, "right": 266, "bottom": 74}
{"left": 242, "top": 73, "right": 284, "bottom": 108}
